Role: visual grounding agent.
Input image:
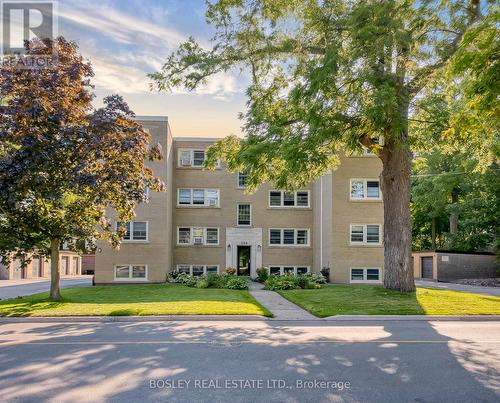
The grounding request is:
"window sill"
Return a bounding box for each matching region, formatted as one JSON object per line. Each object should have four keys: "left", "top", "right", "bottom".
{"left": 267, "top": 245, "right": 311, "bottom": 248}
{"left": 349, "top": 198, "right": 382, "bottom": 202}
{"left": 176, "top": 205, "right": 221, "bottom": 209}
{"left": 121, "top": 240, "right": 149, "bottom": 243}
{"left": 349, "top": 243, "right": 382, "bottom": 247}
{"left": 267, "top": 206, "right": 312, "bottom": 210}
{"left": 176, "top": 244, "right": 221, "bottom": 247}
{"left": 113, "top": 278, "right": 149, "bottom": 282}
{"left": 349, "top": 280, "right": 382, "bottom": 284}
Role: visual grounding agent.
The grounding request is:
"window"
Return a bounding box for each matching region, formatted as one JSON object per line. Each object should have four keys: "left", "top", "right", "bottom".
{"left": 178, "top": 228, "right": 191, "bottom": 244}
{"left": 179, "top": 189, "right": 191, "bottom": 204}
{"left": 237, "top": 204, "right": 251, "bottom": 226}
{"left": 350, "top": 179, "right": 381, "bottom": 200}
{"left": 350, "top": 267, "right": 381, "bottom": 283}
{"left": 283, "top": 192, "right": 295, "bottom": 206}
{"left": 193, "top": 150, "right": 205, "bottom": 167}
{"left": 206, "top": 228, "right": 219, "bottom": 245}
{"left": 269, "top": 229, "right": 281, "bottom": 245}
{"left": 177, "top": 227, "right": 219, "bottom": 245}
{"left": 296, "top": 230, "right": 308, "bottom": 245}
{"left": 267, "top": 266, "right": 310, "bottom": 275}
{"left": 238, "top": 171, "right": 248, "bottom": 188}
{"left": 178, "top": 149, "right": 220, "bottom": 168}
{"left": 117, "top": 221, "right": 148, "bottom": 241}
{"left": 176, "top": 265, "right": 220, "bottom": 275}
{"left": 192, "top": 265, "right": 204, "bottom": 276}
{"left": 269, "top": 191, "right": 282, "bottom": 206}
{"left": 366, "top": 225, "right": 380, "bottom": 243}
{"left": 268, "top": 229, "right": 310, "bottom": 246}
{"left": 177, "top": 188, "right": 219, "bottom": 207}
{"left": 269, "top": 190, "right": 309, "bottom": 208}
{"left": 114, "top": 265, "right": 147, "bottom": 281}
{"left": 350, "top": 224, "right": 381, "bottom": 245}
{"left": 269, "top": 266, "right": 281, "bottom": 275}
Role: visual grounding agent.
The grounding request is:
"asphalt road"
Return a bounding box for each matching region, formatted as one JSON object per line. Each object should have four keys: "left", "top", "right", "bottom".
{"left": 0, "top": 319, "right": 499, "bottom": 402}
{"left": 0, "top": 276, "right": 93, "bottom": 299}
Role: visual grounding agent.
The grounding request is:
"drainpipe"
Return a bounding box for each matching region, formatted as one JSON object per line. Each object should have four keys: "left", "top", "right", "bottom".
{"left": 320, "top": 175, "right": 323, "bottom": 272}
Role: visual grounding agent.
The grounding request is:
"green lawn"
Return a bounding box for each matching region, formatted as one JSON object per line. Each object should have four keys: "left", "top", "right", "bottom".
{"left": 0, "top": 284, "right": 271, "bottom": 317}
{"left": 279, "top": 285, "right": 500, "bottom": 317}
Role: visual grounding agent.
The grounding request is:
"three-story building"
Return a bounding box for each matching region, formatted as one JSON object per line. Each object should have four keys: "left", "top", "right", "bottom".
{"left": 94, "top": 116, "right": 384, "bottom": 284}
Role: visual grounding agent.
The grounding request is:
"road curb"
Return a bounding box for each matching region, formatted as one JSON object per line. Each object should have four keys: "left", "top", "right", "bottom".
{"left": 0, "top": 315, "right": 499, "bottom": 323}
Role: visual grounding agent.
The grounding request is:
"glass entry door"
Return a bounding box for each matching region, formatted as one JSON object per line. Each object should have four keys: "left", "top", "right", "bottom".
{"left": 237, "top": 246, "right": 251, "bottom": 276}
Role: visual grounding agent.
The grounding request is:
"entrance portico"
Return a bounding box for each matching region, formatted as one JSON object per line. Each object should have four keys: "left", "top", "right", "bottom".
{"left": 225, "top": 228, "right": 263, "bottom": 278}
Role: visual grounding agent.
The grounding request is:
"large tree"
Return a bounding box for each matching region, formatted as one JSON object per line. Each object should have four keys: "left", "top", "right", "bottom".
{"left": 151, "top": 0, "right": 494, "bottom": 291}
{"left": 0, "top": 38, "right": 164, "bottom": 299}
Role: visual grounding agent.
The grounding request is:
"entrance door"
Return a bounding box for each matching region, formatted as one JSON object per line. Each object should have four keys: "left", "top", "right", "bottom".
{"left": 237, "top": 246, "right": 251, "bottom": 276}
{"left": 421, "top": 257, "right": 433, "bottom": 279}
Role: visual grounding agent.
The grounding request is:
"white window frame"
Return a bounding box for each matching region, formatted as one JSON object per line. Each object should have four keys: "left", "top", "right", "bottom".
{"left": 177, "top": 149, "right": 220, "bottom": 168}
{"left": 349, "top": 224, "right": 382, "bottom": 246}
{"left": 175, "top": 264, "right": 220, "bottom": 276}
{"left": 116, "top": 221, "right": 149, "bottom": 242}
{"left": 268, "top": 190, "right": 310, "bottom": 208}
{"left": 267, "top": 266, "right": 310, "bottom": 275}
{"left": 237, "top": 171, "right": 248, "bottom": 189}
{"left": 350, "top": 267, "right": 382, "bottom": 283}
{"left": 268, "top": 228, "right": 310, "bottom": 247}
{"left": 177, "top": 188, "right": 220, "bottom": 207}
{"left": 237, "top": 203, "right": 252, "bottom": 226}
{"left": 176, "top": 227, "right": 219, "bottom": 246}
{"left": 114, "top": 264, "right": 148, "bottom": 281}
{"left": 350, "top": 179, "right": 382, "bottom": 201}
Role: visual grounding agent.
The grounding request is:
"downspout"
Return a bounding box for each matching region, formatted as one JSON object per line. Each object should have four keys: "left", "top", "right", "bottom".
{"left": 320, "top": 175, "right": 323, "bottom": 272}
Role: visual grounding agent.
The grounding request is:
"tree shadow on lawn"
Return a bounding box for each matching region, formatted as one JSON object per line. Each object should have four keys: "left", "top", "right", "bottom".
{"left": 279, "top": 285, "right": 500, "bottom": 317}
{"left": 0, "top": 284, "right": 270, "bottom": 317}
{"left": 0, "top": 319, "right": 498, "bottom": 401}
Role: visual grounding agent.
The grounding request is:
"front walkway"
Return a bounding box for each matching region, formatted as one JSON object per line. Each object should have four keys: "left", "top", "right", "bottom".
{"left": 248, "top": 282, "right": 318, "bottom": 320}
{"left": 416, "top": 279, "right": 500, "bottom": 297}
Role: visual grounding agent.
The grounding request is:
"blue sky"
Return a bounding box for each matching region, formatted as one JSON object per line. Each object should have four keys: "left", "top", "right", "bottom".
{"left": 56, "top": 0, "right": 248, "bottom": 136}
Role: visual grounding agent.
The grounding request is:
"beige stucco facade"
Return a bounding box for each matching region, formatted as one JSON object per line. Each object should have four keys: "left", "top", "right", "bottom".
{"left": 94, "top": 116, "right": 384, "bottom": 284}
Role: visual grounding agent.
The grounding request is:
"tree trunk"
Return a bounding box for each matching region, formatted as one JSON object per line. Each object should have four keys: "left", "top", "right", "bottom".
{"left": 49, "top": 238, "right": 62, "bottom": 300}
{"left": 431, "top": 216, "right": 436, "bottom": 250}
{"left": 380, "top": 141, "right": 415, "bottom": 292}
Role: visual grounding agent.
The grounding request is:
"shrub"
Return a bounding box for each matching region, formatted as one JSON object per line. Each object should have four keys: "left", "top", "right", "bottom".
{"left": 195, "top": 278, "right": 208, "bottom": 288}
{"left": 207, "top": 273, "right": 223, "bottom": 288}
{"left": 265, "top": 275, "right": 297, "bottom": 291}
{"left": 256, "top": 267, "right": 268, "bottom": 283}
{"left": 225, "top": 267, "right": 236, "bottom": 275}
{"left": 223, "top": 276, "right": 248, "bottom": 290}
{"left": 167, "top": 270, "right": 186, "bottom": 283}
{"left": 169, "top": 272, "right": 197, "bottom": 287}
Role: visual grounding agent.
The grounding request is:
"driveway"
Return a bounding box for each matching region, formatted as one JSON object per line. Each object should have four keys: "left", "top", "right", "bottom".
{"left": 0, "top": 276, "right": 93, "bottom": 300}
{"left": 0, "top": 319, "right": 498, "bottom": 402}
{"left": 416, "top": 279, "right": 500, "bottom": 297}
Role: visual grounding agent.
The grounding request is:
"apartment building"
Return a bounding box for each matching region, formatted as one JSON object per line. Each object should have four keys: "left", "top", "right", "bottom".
{"left": 94, "top": 116, "right": 384, "bottom": 284}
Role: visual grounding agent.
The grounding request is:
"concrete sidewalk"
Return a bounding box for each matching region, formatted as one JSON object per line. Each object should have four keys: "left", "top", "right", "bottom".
{"left": 249, "top": 282, "right": 318, "bottom": 320}
{"left": 416, "top": 279, "right": 500, "bottom": 297}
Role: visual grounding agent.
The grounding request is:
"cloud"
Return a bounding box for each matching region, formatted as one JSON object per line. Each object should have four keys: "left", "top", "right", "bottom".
{"left": 54, "top": 1, "right": 242, "bottom": 99}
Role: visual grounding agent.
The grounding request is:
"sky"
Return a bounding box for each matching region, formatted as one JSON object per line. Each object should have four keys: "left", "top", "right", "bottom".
{"left": 54, "top": 0, "right": 248, "bottom": 137}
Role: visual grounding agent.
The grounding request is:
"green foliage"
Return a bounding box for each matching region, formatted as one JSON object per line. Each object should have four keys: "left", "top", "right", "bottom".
{"left": 195, "top": 278, "right": 209, "bottom": 289}
{"left": 265, "top": 275, "right": 297, "bottom": 291}
{"left": 256, "top": 267, "right": 268, "bottom": 283}
{"left": 168, "top": 272, "right": 197, "bottom": 287}
{"left": 223, "top": 276, "right": 248, "bottom": 290}
{"left": 0, "top": 37, "right": 164, "bottom": 267}
{"left": 207, "top": 272, "right": 224, "bottom": 288}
